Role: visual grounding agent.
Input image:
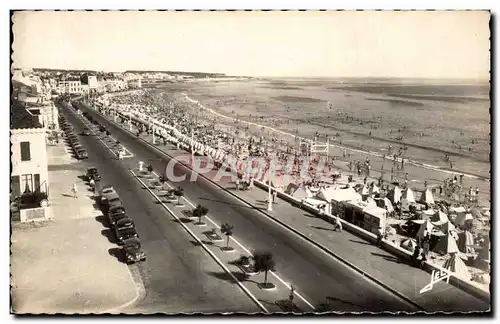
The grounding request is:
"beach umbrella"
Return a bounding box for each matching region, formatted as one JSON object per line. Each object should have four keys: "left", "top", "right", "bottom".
{"left": 443, "top": 253, "right": 471, "bottom": 281}
{"left": 401, "top": 238, "right": 417, "bottom": 253}
{"left": 433, "top": 232, "right": 460, "bottom": 255}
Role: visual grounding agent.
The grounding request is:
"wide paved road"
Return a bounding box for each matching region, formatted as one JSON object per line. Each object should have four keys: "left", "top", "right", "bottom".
{"left": 72, "top": 102, "right": 436, "bottom": 313}
{"left": 59, "top": 103, "right": 261, "bottom": 313}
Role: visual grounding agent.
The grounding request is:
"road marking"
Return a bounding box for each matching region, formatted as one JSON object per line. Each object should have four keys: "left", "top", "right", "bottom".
{"left": 151, "top": 170, "right": 316, "bottom": 311}
{"left": 130, "top": 169, "right": 269, "bottom": 313}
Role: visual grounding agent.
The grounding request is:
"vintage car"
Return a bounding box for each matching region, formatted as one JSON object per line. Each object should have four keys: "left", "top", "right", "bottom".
{"left": 115, "top": 218, "right": 137, "bottom": 244}
{"left": 122, "top": 237, "right": 146, "bottom": 264}
{"left": 86, "top": 167, "right": 101, "bottom": 181}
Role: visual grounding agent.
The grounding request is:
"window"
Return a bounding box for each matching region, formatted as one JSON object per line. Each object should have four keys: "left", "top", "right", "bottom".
{"left": 21, "top": 174, "right": 33, "bottom": 194}
{"left": 34, "top": 174, "right": 41, "bottom": 191}
{"left": 20, "top": 141, "right": 31, "bottom": 161}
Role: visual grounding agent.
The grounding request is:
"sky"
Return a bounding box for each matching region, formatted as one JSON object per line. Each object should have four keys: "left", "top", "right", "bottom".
{"left": 12, "top": 10, "right": 490, "bottom": 79}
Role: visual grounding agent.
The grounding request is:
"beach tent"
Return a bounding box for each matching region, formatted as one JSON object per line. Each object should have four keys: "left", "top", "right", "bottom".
{"left": 284, "top": 183, "right": 299, "bottom": 195}
{"left": 402, "top": 187, "right": 416, "bottom": 203}
{"left": 420, "top": 188, "right": 435, "bottom": 205}
{"left": 316, "top": 188, "right": 334, "bottom": 203}
{"left": 401, "top": 238, "right": 418, "bottom": 253}
{"left": 381, "top": 197, "right": 394, "bottom": 213}
{"left": 361, "top": 185, "right": 370, "bottom": 196}
{"left": 432, "top": 210, "right": 450, "bottom": 225}
{"left": 441, "top": 221, "right": 459, "bottom": 241}
{"left": 454, "top": 212, "right": 474, "bottom": 227}
{"left": 433, "top": 232, "right": 460, "bottom": 255}
{"left": 324, "top": 186, "right": 361, "bottom": 203}
{"left": 292, "top": 187, "right": 310, "bottom": 200}
{"left": 413, "top": 219, "right": 434, "bottom": 240}
{"left": 387, "top": 186, "right": 402, "bottom": 204}
{"left": 369, "top": 184, "right": 380, "bottom": 195}
{"left": 443, "top": 253, "right": 471, "bottom": 281}
{"left": 458, "top": 230, "right": 475, "bottom": 254}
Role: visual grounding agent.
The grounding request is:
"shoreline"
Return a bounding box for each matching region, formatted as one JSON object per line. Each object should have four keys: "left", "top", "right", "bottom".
{"left": 182, "top": 93, "right": 489, "bottom": 182}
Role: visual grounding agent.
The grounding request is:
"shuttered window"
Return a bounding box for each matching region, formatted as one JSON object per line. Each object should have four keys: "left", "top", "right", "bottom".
{"left": 20, "top": 142, "right": 31, "bottom": 161}
{"left": 11, "top": 175, "right": 20, "bottom": 197}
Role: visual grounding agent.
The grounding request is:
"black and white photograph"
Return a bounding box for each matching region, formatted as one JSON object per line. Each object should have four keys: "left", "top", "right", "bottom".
{"left": 9, "top": 9, "right": 491, "bottom": 315}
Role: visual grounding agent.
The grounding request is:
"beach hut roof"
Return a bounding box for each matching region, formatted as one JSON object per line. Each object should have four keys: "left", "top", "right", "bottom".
{"left": 433, "top": 232, "right": 460, "bottom": 255}
{"left": 443, "top": 253, "right": 471, "bottom": 281}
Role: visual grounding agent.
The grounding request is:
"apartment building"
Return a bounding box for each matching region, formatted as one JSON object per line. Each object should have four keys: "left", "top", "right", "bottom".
{"left": 58, "top": 78, "right": 89, "bottom": 94}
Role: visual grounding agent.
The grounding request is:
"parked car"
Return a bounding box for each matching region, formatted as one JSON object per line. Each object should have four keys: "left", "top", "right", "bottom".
{"left": 76, "top": 149, "right": 88, "bottom": 159}
{"left": 101, "top": 185, "right": 117, "bottom": 197}
{"left": 108, "top": 205, "right": 127, "bottom": 225}
{"left": 109, "top": 211, "right": 129, "bottom": 228}
{"left": 86, "top": 167, "right": 101, "bottom": 181}
{"left": 81, "top": 128, "right": 92, "bottom": 136}
{"left": 115, "top": 218, "right": 137, "bottom": 244}
{"left": 122, "top": 237, "right": 146, "bottom": 264}
{"left": 101, "top": 193, "right": 122, "bottom": 213}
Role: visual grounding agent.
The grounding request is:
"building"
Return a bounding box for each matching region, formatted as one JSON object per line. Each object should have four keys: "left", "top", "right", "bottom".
{"left": 58, "top": 78, "right": 89, "bottom": 94}
{"left": 10, "top": 102, "right": 49, "bottom": 214}
{"left": 81, "top": 73, "right": 99, "bottom": 89}
{"left": 27, "top": 103, "right": 60, "bottom": 130}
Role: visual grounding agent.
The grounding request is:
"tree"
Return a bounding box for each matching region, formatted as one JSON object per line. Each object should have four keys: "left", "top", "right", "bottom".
{"left": 193, "top": 204, "right": 208, "bottom": 224}
{"left": 252, "top": 251, "right": 276, "bottom": 289}
{"left": 220, "top": 223, "right": 234, "bottom": 251}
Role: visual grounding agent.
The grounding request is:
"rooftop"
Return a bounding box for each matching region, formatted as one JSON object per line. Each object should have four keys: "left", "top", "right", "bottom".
{"left": 10, "top": 100, "right": 43, "bottom": 129}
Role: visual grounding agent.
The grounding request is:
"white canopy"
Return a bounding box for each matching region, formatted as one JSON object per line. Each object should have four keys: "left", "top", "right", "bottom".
{"left": 316, "top": 186, "right": 360, "bottom": 203}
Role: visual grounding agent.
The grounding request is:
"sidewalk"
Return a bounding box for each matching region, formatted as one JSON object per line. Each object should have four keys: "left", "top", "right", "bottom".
{"left": 11, "top": 141, "right": 139, "bottom": 314}
{"left": 135, "top": 134, "right": 489, "bottom": 312}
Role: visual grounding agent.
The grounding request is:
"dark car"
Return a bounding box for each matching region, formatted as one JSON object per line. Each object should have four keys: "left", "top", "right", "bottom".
{"left": 115, "top": 219, "right": 137, "bottom": 244}
{"left": 86, "top": 167, "right": 101, "bottom": 181}
{"left": 76, "top": 149, "right": 88, "bottom": 159}
{"left": 101, "top": 193, "right": 122, "bottom": 213}
{"left": 108, "top": 206, "right": 127, "bottom": 225}
{"left": 122, "top": 237, "right": 146, "bottom": 264}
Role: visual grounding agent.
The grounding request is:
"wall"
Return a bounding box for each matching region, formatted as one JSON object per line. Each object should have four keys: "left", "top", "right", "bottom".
{"left": 11, "top": 128, "right": 49, "bottom": 193}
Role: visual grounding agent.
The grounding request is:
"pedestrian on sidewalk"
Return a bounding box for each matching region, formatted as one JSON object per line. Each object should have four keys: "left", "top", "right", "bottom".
{"left": 147, "top": 164, "right": 153, "bottom": 177}
{"left": 71, "top": 183, "right": 78, "bottom": 198}
{"left": 376, "top": 226, "right": 384, "bottom": 247}
{"left": 272, "top": 189, "right": 278, "bottom": 204}
{"left": 235, "top": 177, "right": 240, "bottom": 191}
{"left": 334, "top": 215, "right": 342, "bottom": 232}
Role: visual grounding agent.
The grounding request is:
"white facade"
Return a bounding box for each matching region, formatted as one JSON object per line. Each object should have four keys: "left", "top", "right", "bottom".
{"left": 28, "top": 104, "right": 59, "bottom": 130}
{"left": 87, "top": 75, "right": 99, "bottom": 88}
{"left": 10, "top": 128, "right": 49, "bottom": 198}
{"left": 58, "top": 79, "right": 89, "bottom": 94}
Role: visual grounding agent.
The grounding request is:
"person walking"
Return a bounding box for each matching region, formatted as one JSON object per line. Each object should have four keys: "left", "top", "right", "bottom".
{"left": 71, "top": 183, "right": 78, "bottom": 198}
{"left": 376, "top": 226, "right": 384, "bottom": 247}
{"left": 89, "top": 178, "right": 95, "bottom": 193}
{"left": 235, "top": 177, "right": 240, "bottom": 191}
{"left": 334, "top": 215, "right": 342, "bottom": 232}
